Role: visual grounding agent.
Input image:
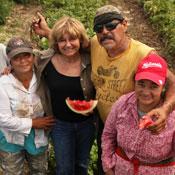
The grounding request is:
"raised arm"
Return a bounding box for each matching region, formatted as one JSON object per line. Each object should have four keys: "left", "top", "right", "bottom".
{"left": 147, "top": 69, "right": 175, "bottom": 133}
{"left": 32, "top": 12, "right": 51, "bottom": 39}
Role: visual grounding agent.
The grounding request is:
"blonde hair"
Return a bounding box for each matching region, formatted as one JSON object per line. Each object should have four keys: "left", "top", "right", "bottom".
{"left": 50, "top": 16, "right": 89, "bottom": 53}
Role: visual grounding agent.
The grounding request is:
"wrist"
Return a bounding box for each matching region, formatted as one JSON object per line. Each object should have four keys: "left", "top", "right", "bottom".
{"left": 162, "top": 102, "right": 173, "bottom": 115}
{"left": 45, "top": 28, "right": 51, "bottom": 39}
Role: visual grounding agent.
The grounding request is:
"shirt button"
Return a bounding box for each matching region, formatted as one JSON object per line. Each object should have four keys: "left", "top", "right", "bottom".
{"left": 83, "top": 87, "right": 86, "bottom": 90}
{"left": 80, "top": 78, "right": 83, "bottom": 81}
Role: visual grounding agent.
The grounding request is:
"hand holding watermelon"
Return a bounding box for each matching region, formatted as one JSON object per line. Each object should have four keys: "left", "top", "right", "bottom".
{"left": 65, "top": 98, "right": 98, "bottom": 115}
{"left": 139, "top": 115, "right": 155, "bottom": 129}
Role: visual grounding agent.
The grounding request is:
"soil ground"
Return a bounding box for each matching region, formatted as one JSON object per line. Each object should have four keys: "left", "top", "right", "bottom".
{"left": 0, "top": 0, "right": 166, "bottom": 174}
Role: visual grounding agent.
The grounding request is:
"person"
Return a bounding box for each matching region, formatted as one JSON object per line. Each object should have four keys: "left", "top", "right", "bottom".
{"left": 34, "top": 16, "right": 96, "bottom": 175}
{"left": 101, "top": 53, "right": 175, "bottom": 175}
{"left": 0, "top": 37, "right": 55, "bottom": 175}
{"left": 32, "top": 5, "right": 175, "bottom": 174}
{"left": 90, "top": 5, "right": 175, "bottom": 174}
{"left": 0, "top": 43, "right": 9, "bottom": 74}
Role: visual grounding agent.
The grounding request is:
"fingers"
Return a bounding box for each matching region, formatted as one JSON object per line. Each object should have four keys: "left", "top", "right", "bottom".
{"left": 32, "top": 116, "right": 56, "bottom": 129}
{"left": 36, "top": 12, "right": 45, "bottom": 21}
{"left": 147, "top": 117, "right": 166, "bottom": 133}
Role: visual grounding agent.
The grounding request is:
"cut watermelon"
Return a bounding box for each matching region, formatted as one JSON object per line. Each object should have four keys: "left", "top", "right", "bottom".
{"left": 139, "top": 115, "right": 154, "bottom": 129}
{"left": 65, "top": 98, "right": 98, "bottom": 114}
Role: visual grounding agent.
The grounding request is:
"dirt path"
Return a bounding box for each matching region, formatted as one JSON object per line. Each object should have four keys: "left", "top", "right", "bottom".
{"left": 109, "top": 0, "right": 164, "bottom": 53}
{"left": 0, "top": 4, "right": 42, "bottom": 43}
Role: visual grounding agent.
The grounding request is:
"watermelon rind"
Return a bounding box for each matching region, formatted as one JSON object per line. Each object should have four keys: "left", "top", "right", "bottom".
{"left": 65, "top": 98, "right": 98, "bottom": 114}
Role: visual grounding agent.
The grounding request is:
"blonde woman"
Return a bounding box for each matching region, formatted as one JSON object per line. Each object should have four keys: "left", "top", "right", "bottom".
{"left": 35, "top": 16, "right": 96, "bottom": 175}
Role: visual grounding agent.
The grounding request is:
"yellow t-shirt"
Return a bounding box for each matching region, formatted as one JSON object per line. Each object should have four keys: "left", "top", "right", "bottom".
{"left": 91, "top": 36, "right": 154, "bottom": 122}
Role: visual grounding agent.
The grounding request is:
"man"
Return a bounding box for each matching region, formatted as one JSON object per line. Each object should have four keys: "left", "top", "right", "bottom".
{"left": 32, "top": 6, "right": 175, "bottom": 174}
{"left": 91, "top": 5, "right": 175, "bottom": 175}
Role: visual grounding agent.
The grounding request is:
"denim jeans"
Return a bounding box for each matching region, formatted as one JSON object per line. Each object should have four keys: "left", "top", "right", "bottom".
{"left": 51, "top": 117, "right": 95, "bottom": 175}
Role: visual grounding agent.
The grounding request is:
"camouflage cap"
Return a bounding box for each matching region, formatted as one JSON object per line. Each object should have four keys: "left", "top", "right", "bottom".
{"left": 6, "top": 37, "right": 33, "bottom": 59}
{"left": 94, "top": 5, "right": 124, "bottom": 27}
{"left": 95, "top": 5, "right": 123, "bottom": 18}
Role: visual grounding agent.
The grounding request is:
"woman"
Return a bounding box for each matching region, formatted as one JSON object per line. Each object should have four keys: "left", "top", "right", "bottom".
{"left": 35, "top": 16, "right": 96, "bottom": 175}
{"left": 0, "top": 37, "right": 55, "bottom": 175}
{"left": 102, "top": 54, "right": 175, "bottom": 175}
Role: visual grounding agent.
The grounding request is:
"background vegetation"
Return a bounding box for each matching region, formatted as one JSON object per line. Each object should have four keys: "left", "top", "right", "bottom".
{"left": 139, "top": 0, "right": 175, "bottom": 69}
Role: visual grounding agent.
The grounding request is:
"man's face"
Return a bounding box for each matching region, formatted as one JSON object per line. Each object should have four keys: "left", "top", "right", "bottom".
{"left": 96, "top": 20, "right": 127, "bottom": 51}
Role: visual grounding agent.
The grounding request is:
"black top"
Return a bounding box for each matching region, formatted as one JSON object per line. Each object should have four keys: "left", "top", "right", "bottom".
{"left": 44, "top": 61, "right": 92, "bottom": 122}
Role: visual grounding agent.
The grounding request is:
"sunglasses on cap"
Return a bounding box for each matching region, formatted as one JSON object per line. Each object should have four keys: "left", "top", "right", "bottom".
{"left": 93, "top": 21, "right": 121, "bottom": 33}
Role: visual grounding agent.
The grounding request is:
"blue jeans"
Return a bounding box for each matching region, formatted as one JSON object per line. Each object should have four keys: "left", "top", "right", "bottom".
{"left": 51, "top": 118, "right": 95, "bottom": 175}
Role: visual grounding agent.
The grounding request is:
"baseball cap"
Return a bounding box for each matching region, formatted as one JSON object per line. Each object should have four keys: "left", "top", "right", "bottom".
{"left": 6, "top": 37, "right": 33, "bottom": 59}
{"left": 135, "top": 54, "right": 167, "bottom": 86}
{"left": 94, "top": 5, "right": 124, "bottom": 27}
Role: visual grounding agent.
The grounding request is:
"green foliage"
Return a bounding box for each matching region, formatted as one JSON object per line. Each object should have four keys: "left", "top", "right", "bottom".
{"left": 0, "top": 0, "right": 13, "bottom": 25}
{"left": 88, "top": 140, "right": 98, "bottom": 175}
{"left": 42, "top": 0, "right": 106, "bottom": 37}
{"left": 138, "top": 0, "right": 175, "bottom": 68}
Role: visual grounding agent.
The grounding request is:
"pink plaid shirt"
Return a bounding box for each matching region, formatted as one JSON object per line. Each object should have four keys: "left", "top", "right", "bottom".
{"left": 102, "top": 92, "right": 175, "bottom": 175}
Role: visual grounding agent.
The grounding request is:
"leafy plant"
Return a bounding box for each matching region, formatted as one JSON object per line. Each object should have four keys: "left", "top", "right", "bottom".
{"left": 138, "top": 0, "right": 175, "bottom": 68}
{"left": 0, "top": 0, "right": 13, "bottom": 25}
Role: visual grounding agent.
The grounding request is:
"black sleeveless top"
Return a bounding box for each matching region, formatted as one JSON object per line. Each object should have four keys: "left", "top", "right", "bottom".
{"left": 44, "top": 61, "right": 92, "bottom": 122}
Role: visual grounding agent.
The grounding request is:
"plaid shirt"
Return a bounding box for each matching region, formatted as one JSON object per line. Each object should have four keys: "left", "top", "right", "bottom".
{"left": 102, "top": 92, "right": 175, "bottom": 175}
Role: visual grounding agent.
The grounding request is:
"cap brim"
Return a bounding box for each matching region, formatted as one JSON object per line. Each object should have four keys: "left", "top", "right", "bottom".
{"left": 135, "top": 72, "right": 165, "bottom": 86}
{"left": 8, "top": 48, "right": 33, "bottom": 59}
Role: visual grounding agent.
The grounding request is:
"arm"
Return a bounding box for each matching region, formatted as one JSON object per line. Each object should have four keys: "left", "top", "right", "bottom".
{"left": 102, "top": 104, "right": 118, "bottom": 174}
{"left": 147, "top": 69, "right": 175, "bottom": 133}
{"left": 32, "top": 12, "right": 51, "bottom": 39}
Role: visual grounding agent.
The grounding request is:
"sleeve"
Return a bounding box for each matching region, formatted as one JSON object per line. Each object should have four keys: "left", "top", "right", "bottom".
{"left": 0, "top": 83, "right": 32, "bottom": 135}
{"left": 101, "top": 101, "right": 119, "bottom": 172}
{"left": 0, "top": 44, "right": 9, "bottom": 65}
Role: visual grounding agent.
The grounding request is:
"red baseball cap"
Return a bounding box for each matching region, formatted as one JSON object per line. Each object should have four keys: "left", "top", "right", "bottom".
{"left": 135, "top": 54, "right": 167, "bottom": 86}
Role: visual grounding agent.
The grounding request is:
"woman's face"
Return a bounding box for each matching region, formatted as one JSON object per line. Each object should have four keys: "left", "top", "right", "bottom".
{"left": 135, "top": 79, "right": 164, "bottom": 112}
{"left": 57, "top": 33, "right": 80, "bottom": 57}
{"left": 11, "top": 53, "right": 34, "bottom": 74}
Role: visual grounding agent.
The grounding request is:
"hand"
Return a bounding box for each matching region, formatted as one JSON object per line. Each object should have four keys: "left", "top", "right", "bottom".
{"left": 31, "top": 12, "right": 51, "bottom": 38}
{"left": 32, "top": 116, "right": 56, "bottom": 130}
{"left": 146, "top": 107, "right": 167, "bottom": 134}
{"left": 105, "top": 169, "right": 114, "bottom": 175}
{"left": 0, "top": 66, "right": 11, "bottom": 75}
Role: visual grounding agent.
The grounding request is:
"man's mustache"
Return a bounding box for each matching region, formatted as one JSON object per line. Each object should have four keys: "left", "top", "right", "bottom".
{"left": 100, "top": 35, "right": 113, "bottom": 42}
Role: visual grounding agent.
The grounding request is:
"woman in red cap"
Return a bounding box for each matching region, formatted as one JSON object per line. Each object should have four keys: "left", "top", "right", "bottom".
{"left": 102, "top": 54, "right": 175, "bottom": 175}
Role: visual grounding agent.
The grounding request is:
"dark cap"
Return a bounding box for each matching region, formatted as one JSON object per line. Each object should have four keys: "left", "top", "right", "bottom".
{"left": 6, "top": 37, "right": 33, "bottom": 59}
{"left": 94, "top": 5, "right": 124, "bottom": 27}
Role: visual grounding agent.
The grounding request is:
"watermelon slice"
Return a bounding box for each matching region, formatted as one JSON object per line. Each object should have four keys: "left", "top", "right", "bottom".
{"left": 65, "top": 98, "right": 98, "bottom": 114}
{"left": 139, "top": 115, "right": 154, "bottom": 129}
